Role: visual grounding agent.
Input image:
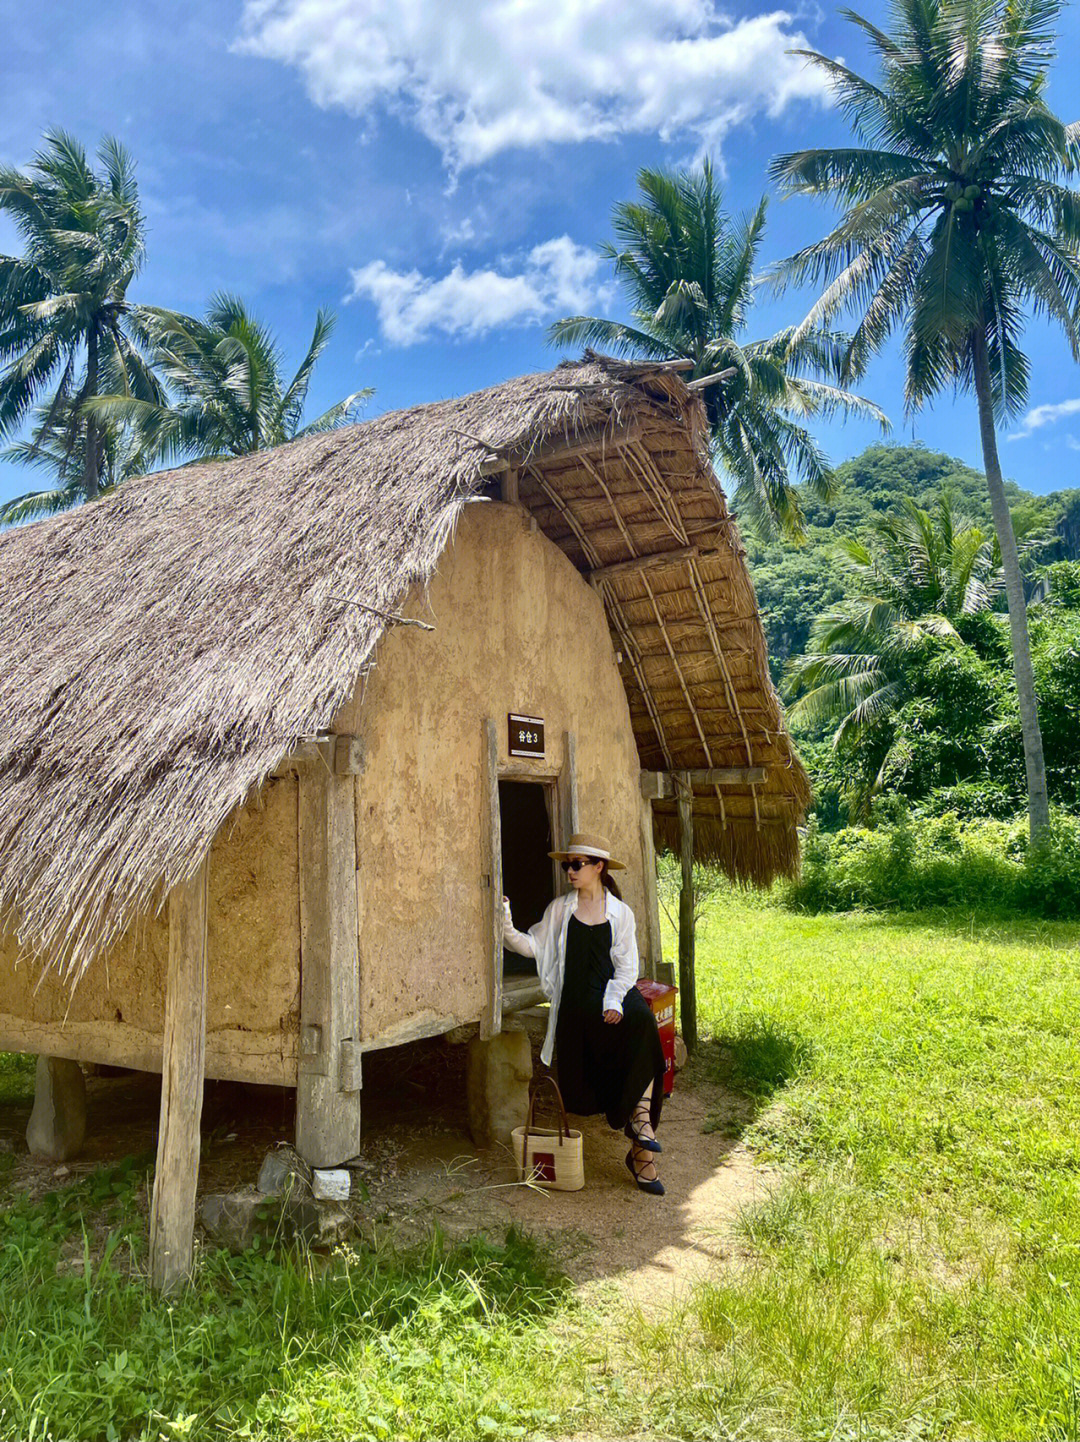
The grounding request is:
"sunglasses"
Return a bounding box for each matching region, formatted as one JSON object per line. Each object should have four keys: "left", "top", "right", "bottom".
{"left": 562, "top": 857, "right": 600, "bottom": 873}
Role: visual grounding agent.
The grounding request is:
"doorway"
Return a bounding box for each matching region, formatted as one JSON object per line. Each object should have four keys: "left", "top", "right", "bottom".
{"left": 499, "top": 779, "right": 556, "bottom": 978}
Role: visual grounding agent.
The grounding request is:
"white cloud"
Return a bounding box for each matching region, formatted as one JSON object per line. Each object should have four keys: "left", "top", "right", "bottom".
{"left": 1008, "top": 397, "right": 1080, "bottom": 440}
{"left": 236, "top": 1, "right": 832, "bottom": 170}
{"left": 347, "top": 236, "right": 609, "bottom": 345}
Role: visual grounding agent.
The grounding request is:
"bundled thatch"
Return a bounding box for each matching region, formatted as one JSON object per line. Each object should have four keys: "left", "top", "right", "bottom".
{"left": 0, "top": 354, "right": 808, "bottom": 983}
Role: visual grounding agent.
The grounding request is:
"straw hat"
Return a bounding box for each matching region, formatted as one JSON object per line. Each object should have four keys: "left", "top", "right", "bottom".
{"left": 548, "top": 831, "right": 626, "bottom": 870}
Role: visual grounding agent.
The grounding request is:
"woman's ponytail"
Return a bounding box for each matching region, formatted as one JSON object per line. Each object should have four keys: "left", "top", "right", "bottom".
{"left": 599, "top": 861, "right": 623, "bottom": 900}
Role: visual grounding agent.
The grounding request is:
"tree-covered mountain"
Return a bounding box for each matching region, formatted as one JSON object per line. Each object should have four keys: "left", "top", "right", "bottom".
{"left": 747, "top": 444, "right": 1080, "bottom": 681}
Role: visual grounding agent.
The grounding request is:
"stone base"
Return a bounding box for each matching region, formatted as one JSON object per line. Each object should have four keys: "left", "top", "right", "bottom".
{"left": 466, "top": 1025, "right": 533, "bottom": 1149}
{"left": 198, "top": 1191, "right": 351, "bottom": 1253}
{"left": 26, "top": 1056, "right": 86, "bottom": 1162}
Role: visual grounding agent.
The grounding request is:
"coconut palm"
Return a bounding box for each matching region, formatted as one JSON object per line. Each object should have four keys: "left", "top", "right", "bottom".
{"left": 769, "top": 0, "right": 1080, "bottom": 838}
{"left": 0, "top": 401, "right": 148, "bottom": 525}
{"left": 787, "top": 493, "right": 1031, "bottom": 812}
{"left": 89, "top": 295, "right": 371, "bottom": 463}
{"left": 548, "top": 162, "right": 886, "bottom": 538}
{"left": 0, "top": 130, "right": 163, "bottom": 505}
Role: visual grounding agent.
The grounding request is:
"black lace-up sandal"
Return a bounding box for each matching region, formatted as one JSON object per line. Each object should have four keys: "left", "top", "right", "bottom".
{"left": 625, "top": 1147, "right": 665, "bottom": 1196}
{"left": 624, "top": 1101, "right": 662, "bottom": 1154}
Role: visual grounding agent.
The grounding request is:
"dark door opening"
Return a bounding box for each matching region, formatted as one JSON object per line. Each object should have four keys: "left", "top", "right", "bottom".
{"left": 499, "top": 780, "right": 555, "bottom": 977}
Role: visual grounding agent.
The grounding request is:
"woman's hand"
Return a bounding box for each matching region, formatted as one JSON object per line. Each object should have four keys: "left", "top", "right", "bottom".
{"left": 502, "top": 896, "right": 513, "bottom": 928}
{"left": 603, "top": 1009, "right": 622, "bottom": 1024}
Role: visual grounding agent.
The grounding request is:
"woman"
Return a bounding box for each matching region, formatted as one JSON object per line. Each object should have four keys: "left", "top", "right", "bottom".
{"left": 503, "top": 831, "right": 666, "bottom": 1196}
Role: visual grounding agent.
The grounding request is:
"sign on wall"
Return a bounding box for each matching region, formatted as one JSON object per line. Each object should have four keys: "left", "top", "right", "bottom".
{"left": 508, "top": 713, "right": 545, "bottom": 759}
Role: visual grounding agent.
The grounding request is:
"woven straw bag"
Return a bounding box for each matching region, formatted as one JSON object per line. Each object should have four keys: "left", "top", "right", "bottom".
{"left": 512, "top": 1076, "right": 584, "bottom": 1191}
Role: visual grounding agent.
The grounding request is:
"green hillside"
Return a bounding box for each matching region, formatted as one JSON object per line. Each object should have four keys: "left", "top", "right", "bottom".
{"left": 746, "top": 445, "right": 1080, "bottom": 680}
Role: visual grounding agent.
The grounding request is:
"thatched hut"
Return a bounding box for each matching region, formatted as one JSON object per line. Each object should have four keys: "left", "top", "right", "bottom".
{"left": 0, "top": 354, "right": 808, "bottom": 1285}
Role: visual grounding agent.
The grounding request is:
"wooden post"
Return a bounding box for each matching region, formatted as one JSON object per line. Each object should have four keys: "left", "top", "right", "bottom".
{"left": 481, "top": 718, "right": 504, "bottom": 1040}
{"left": 675, "top": 772, "right": 697, "bottom": 1052}
{"left": 560, "top": 730, "right": 580, "bottom": 838}
{"left": 638, "top": 792, "right": 663, "bottom": 982}
{"left": 149, "top": 856, "right": 210, "bottom": 1293}
{"left": 500, "top": 466, "right": 520, "bottom": 504}
{"left": 296, "top": 763, "right": 363, "bottom": 1167}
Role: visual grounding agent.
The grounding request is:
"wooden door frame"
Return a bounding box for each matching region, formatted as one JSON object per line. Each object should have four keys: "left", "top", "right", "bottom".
{"left": 482, "top": 722, "right": 576, "bottom": 1037}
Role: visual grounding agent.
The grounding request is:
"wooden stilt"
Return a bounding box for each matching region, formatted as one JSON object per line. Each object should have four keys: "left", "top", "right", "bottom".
{"left": 296, "top": 762, "right": 363, "bottom": 1167}
{"left": 638, "top": 792, "right": 663, "bottom": 982}
{"left": 675, "top": 772, "right": 697, "bottom": 1053}
{"left": 149, "top": 856, "right": 210, "bottom": 1293}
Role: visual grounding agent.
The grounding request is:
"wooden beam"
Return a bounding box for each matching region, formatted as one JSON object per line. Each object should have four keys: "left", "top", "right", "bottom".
{"left": 500, "top": 466, "right": 519, "bottom": 503}
{"left": 501, "top": 980, "right": 547, "bottom": 1013}
{"left": 638, "top": 792, "right": 663, "bottom": 983}
{"left": 685, "top": 366, "right": 738, "bottom": 391}
{"left": 675, "top": 773, "right": 698, "bottom": 1054}
{"left": 272, "top": 734, "right": 364, "bottom": 778}
{"left": 478, "top": 422, "right": 643, "bottom": 477}
{"left": 481, "top": 718, "right": 504, "bottom": 1040}
{"left": 0, "top": 1013, "right": 294, "bottom": 1086}
{"left": 295, "top": 764, "right": 363, "bottom": 1168}
{"left": 149, "top": 856, "right": 210, "bottom": 1293}
{"left": 640, "top": 767, "right": 767, "bottom": 800}
{"left": 586, "top": 545, "right": 721, "bottom": 586}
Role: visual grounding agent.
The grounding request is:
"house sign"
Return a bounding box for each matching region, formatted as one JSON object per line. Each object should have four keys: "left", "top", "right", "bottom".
{"left": 508, "top": 713, "right": 545, "bottom": 759}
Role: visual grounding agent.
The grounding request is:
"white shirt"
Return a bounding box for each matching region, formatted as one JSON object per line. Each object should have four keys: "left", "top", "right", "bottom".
{"left": 502, "top": 889, "right": 641, "bottom": 1066}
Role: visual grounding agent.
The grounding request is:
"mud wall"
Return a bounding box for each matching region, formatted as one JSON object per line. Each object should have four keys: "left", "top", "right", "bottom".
{"left": 0, "top": 500, "right": 652, "bottom": 1076}
{"left": 332, "top": 500, "right": 649, "bottom": 1046}
{"left": 0, "top": 775, "right": 301, "bottom": 1083}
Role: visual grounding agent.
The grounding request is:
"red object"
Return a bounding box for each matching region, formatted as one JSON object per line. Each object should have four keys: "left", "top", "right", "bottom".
{"left": 635, "top": 979, "right": 678, "bottom": 1095}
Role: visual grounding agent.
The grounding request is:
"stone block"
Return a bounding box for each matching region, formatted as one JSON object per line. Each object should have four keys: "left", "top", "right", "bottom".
{"left": 26, "top": 1056, "right": 86, "bottom": 1162}
{"left": 198, "top": 1192, "right": 271, "bottom": 1252}
{"left": 199, "top": 1189, "right": 352, "bottom": 1254}
{"left": 312, "top": 1168, "right": 350, "bottom": 1201}
{"left": 282, "top": 1197, "right": 351, "bottom": 1248}
{"left": 466, "top": 1026, "right": 533, "bottom": 1148}
{"left": 257, "top": 1144, "right": 312, "bottom": 1198}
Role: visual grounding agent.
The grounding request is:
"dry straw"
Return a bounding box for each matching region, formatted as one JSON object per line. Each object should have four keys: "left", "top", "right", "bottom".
{"left": 0, "top": 354, "right": 808, "bottom": 985}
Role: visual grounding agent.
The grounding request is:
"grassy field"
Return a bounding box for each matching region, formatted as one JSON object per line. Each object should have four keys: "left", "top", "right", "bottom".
{"left": 2, "top": 897, "right": 1080, "bottom": 1439}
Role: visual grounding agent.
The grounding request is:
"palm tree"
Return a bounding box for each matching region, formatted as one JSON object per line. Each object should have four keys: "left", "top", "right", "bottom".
{"left": 548, "top": 162, "right": 886, "bottom": 538}
{"left": 89, "top": 295, "right": 371, "bottom": 463}
{"left": 0, "top": 401, "right": 148, "bottom": 524}
{"left": 0, "top": 130, "right": 163, "bottom": 504}
{"left": 769, "top": 0, "right": 1080, "bottom": 839}
{"left": 786, "top": 493, "right": 1017, "bottom": 814}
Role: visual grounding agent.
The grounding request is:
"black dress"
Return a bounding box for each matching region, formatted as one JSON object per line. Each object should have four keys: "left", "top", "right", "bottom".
{"left": 555, "top": 914, "right": 665, "bottom": 1133}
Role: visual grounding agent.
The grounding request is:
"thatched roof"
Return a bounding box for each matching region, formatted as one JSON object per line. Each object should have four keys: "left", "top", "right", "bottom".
{"left": 0, "top": 354, "right": 808, "bottom": 982}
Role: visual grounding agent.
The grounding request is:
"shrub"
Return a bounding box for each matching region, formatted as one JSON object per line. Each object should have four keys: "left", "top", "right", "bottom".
{"left": 785, "top": 809, "right": 1080, "bottom": 917}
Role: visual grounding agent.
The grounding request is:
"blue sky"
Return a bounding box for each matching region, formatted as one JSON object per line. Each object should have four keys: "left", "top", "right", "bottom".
{"left": 2, "top": 0, "right": 1080, "bottom": 512}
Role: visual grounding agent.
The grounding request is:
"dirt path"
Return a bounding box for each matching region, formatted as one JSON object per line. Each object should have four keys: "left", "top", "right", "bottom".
{"left": 353, "top": 1080, "right": 774, "bottom": 1308}
{"left": 1, "top": 1030, "right": 774, "bottom": 1308}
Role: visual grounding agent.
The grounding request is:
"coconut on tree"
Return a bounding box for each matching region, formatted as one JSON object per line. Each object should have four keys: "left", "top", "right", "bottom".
{"left": 549, "top": 161, "right": 886, "bottom": 539}
{"left": 0, "top": 131, "right": 164, "bottom": 511}
{"left": 769, "top": 0, "right": 1080, "bottom": 839}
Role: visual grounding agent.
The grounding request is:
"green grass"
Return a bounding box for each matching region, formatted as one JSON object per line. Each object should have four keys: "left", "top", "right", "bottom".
{"left": 630, "top": 895, "right": 1080, "bottom": 1440}
{"left": 4, "top": 897, "right": 1080, "bottom": 1438}
{"left": 0, "top": 1162, "right": 589, "bottom": 1441}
